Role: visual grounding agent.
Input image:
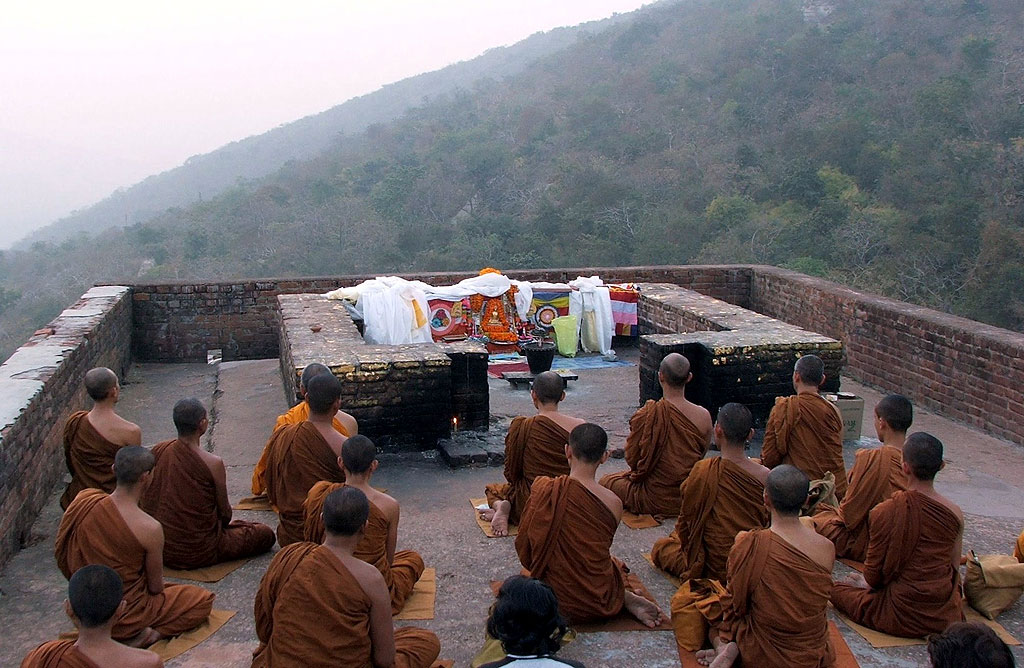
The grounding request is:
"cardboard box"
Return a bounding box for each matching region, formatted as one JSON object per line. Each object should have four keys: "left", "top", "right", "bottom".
{"left": 826, "top": 392, "right": 865, "bottom": 441}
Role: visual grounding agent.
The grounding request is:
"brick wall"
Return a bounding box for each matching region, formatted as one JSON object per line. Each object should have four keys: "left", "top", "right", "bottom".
{"left": 750, "top": 266, "right": 1024, "bottom": 445}
{"left": 0, "top": 286, "right": 132, "bottom": 568}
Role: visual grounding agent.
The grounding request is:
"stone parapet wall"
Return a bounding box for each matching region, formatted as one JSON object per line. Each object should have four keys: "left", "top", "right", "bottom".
{"left": 0, "top": 286, "right": 132, "bottom": 568}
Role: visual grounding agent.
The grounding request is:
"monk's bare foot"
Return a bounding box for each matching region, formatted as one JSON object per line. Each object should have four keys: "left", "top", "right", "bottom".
{"left": 624, "top": 591, "right": 667, "bottom": 628}
{"left": 698, "top": 642, "right": 738, "bottom": 667}
{"left": 695, "top": 649, "right": 716, "bottom": 666}
{"left": 477, "top": 508, "right": 496, "bottom": 522}
{"left": 123, "top": 627, "right": 162, "bottom": 648}
{"left": 490, "top": 501, "right": 511, "bottom": 537}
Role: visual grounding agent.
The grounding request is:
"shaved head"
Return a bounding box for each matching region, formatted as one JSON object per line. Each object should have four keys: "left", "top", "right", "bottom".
{"left": 301, "top": 363, "right": 333, "bottom": 391}
{"left": 341, "top": 435, "right": 376, "bottom": 474}
{"left": 84, "top": 367, "right": 118, "bottom": 401}
{"left": 306, "top": 373, "right": 342, "bottom": 414}
{"left": 876, "top": 394, "right": 913, "bottom": 433}
{"left": 716, "top": 403, "right": 753, "bottom": 444}
{"left": 766, "top": 465, "right": 809, "bottom": 516}
{"left": 323, "top": 486, "right": 369, "bottom": 537}
{"left": 903, "top": 432, "right": 944, "bottom": 481}
{"left": 68, "top": 565, "right": 123, "bottom": 628}
{"left": 531, "top": 371, "right": 565, "bottom": 405}
{"left": 569, "top": 423, "right": 607, "bottom": 463}
{"left": 659, "top": 353, "right": 691, "bottom": 388}
{"left": 113, "top": 446, "right": 154, "bottom": 486}
{"left": 794, "top": 355, "right": 825, "bottom": 386}
{"left": 172, "top": 398, "right": 206, "bottom": 436}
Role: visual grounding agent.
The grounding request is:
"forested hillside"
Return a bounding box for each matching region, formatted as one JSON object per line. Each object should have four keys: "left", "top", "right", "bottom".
{"left": 2, "top": 0, "right": 1022, "bottom": 359}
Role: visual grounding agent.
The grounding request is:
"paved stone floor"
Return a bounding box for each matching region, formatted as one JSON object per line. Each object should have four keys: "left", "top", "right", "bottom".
{"left": 1, "top": 348, "right": 1022, "bottom": 667}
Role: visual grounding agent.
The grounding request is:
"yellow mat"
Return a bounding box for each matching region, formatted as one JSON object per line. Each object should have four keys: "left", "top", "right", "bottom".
{"left": 395, "top": 568, "right": 436, "bottom": 620}
{"left": 642, "top": 553, "right": 683, "bottom": 587}
{"left": 834, "top": 603, "right": 1020, "bottom": 648}
{"left": 471, "top": 498, "right": 518, "bottom": 538}
{"left": 163, "top": 557, "right": 251, "bottom": 583}
{"left": 622, "top": 511, "right": 661, "bottom": 530}
{"left": 233, "top": 495, "right": 275, "bottom": 512}
{"left": 149, "top": 609, "right": 236, "bottom": 661}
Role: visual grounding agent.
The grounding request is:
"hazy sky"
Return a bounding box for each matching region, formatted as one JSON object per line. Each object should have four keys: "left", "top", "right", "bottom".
{"left": 0, "top": 0, "right": 652, "bottom": 247}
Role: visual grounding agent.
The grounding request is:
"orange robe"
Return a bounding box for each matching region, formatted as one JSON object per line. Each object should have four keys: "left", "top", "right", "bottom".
{"left": 252, "top": 542, "right": 440, "bottom": 668}
{"left": 484, "top": 415, "right": 571, "bottom": 525}
{"left": 832, "top": 490, "right": 963, "bottom": 637}
{"left": 60, "top": 412, "right": 125, "bottom": 510}
{"left": 250, "top": 402, "right": 349, "bottom": 495}
{"left": 1016, "top": 529, "right": 1024, "bottom": 563}
{"left": 717, "top": 529, "right": 835, "bottom": 667}
{"left": 515, "top": 476, "right": 630, "bottom": 623}
{"left": 264, "top": 422, "right": 346, "bottom": 546}
{"left": 812, "top": 446, "right": 907, "bottom": 561}
{"left": 303, "top": 481, "right": 424, "bottom": 614}
{"left": 20, "top": 641, "right": 98, "bottom": 668}
{"left": 761, "top": 393, "right": 847, "bottom": 500}
{"left": 141, "top": 439, "right": 275, "bottom": 569}
{"left": 54, "top": 489, "right": 214, "bottom": 641}
{"left": 599, "top": 399, "right": 709, "bottom": 518}
{"left": 651, "top": 457, "right": 768, "bottom": 582}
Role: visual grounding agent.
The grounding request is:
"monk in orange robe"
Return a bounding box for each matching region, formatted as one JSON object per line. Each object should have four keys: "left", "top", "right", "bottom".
{"left": 761, "top": 354, "right": 848, "bottom": 500}
{"left": 832, "top": 432, "right": 964, "bottom": 637}
{"left": 302, "top": 435, "right": 424, "bottom": 614}
{"left": 253, "top": 487, "right": 440, "bottom": 668}
{"left": 696, "top": 465, "right": 836, "bottom": 668}
{"left": 812, "top": 394, "right": 911, "bottom": 560}
{"left": 21, "top": 565, "right": 163, "bottom": 668}
{"left": 652, "top": 403, "right": 769, "bottom": 582}
{"left": 61, "top": 368, "right": 142, "bottom": 509}
{"left": 55, "top": 447, "right": 214, "bottom": 647}
{"left": 1016, "top": 530, "right": 1023, "bottom": 563}
{"left": 251, "top": 363, "right": 357, "bottom": 497}
{"left": 516, "top": 423, "right": 667, "bottom": 627}
{"left": 265, "top": 373, "right": 348, "bottom": 546}
{"left": 599, "top": 353, "right": 712, "bottom": 518}
{"left": 480, "top": 371, "right": 584, "bottom": 536}
{"left": 140, "top": 399, "right": 275, "bottom": 569}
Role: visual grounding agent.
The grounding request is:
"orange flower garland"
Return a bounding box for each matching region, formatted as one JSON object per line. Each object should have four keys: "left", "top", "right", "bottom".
{"left": 469, "top": 271, "right": 519, "bottom": 342}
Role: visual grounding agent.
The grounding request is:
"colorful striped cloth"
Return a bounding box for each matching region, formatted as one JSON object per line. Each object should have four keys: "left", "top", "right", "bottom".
{"left": 609, "top": 285, "right": 639, "bottom": 337}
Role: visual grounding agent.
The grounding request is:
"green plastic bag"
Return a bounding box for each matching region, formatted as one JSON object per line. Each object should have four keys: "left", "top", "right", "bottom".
{"left": 552, "top": 315, "right": 578, "bottom": 357}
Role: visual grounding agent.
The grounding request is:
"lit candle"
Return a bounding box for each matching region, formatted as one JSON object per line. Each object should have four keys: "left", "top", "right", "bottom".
{"left": 452, "top": 416, "right": 459, "bottom": 433}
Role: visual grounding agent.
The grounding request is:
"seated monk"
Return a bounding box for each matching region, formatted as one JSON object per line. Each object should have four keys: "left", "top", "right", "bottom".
{"left": 812, "top": 394, "right": 912, "bottom": 561}
{"left": 253, "top": 487, "right": 440, "bottom": 668}
{"left": 21, "top": 564, "right": 163, "bottom": 668}
{"left": 55, "top": 447, "right": 214, "bottom": 647}
{"left": 652, "top": 402, "right": 769, "bottom": 582}
{"left": 696, "top": 465, "right": 836, "bottom": 668}
{"left": 140, "top": 398, "right": 275, "bottom": 569}
{"left": 61, "top": 368, "right": 142, "bottom": 509}
{"left": 832, "top": 432, "right": 964, "bottom": 637}
{"left": 265, "top": 373, "right": 348, "bottom": 546}
{"left": 1016, "top": 529, "right": 1023, "bottom": 563}
{"left": 599, "top": 353, "right": 712, "bottom": 518}
{"left": 516, "top": 423, "right": 668, "bottom": 627}
{"left": 251, "top": 363, "right": 357, "bottom": 497}
{"left": 302, "top": 435, "right": 425, "bottom": 614}
{"left": 761, "top": 354, "right": 848, "bottom": 500}
{"left": 480, "top": 371, "right": 585, "bottom": 536}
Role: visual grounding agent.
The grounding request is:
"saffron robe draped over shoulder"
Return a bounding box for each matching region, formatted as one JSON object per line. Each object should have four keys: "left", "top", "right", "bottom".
{"left": 302, "top": 481, "right": 424, "bottom": 614}
{"left": 484, "top": 415, "right": 571, "bottom": 524}
{"left": 832, "top": 490, "right": 963, "bottom": 637}
{"left": 141, "top": 439, "right": 275, "bottom": 569}
{"left": 599, "top": 399, "right": 709, "bottom": 518}
{"left": 252, "top": 543, "right": 440, "bottom": 668}
{"left": 20, "top": 641, "right": 100, "bottom": 668}
{"left": 1016, "top": 529, "right": 1024, "bottom": 563}
{"left": 54, "top": 489, "right": 214, "bottom": 641}
{"left": 60, "top": 412, "right": 125, "bottom": 510}
{"left": 651, "top": 457, "right": 768, "bottom": 581}
{"left": 251, "top": 402, "right": 349, "bottom": 496}
{"left": 515, "top": 476, "right": 628, "bottom": 623}
{"left": 718, "top": 529, "right": 835, "bottom": 667}
{"left": 812, "top": 446, "right": 907, "bottom": 561}
{"left": 761, "top": 393, "right": 848, "bottom": 500}
{"left": 264, "top": 422, "right": 346, "bottom": 546}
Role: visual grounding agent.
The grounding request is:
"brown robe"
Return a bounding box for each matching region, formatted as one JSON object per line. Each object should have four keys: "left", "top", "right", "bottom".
{"left": 302, "top": 481, "right": 424, "bottom": 614}
{"left": 140, "top": 439, "right": 275, "bottom": 569}
{"left": 54, "top": 489, "right": 214, "bottom": 641}
{"left": 718, "top": 529, "right": 835, "bottom": 667}
{"left": 1016, "top": 529, "right": 1024, "bottom": 563}
{"left": 20, "top": 641, "right": 99, "bottom": 668}
{"left": 60, "top": 412, "right": 125, "bottom": 510}
{"left": 264, "top": 422, "right": 346, "bottom": 546}
{"left": 812, "top": 446, "right": 907, "bottom": 561}
{"left": 762, "top": 393, "right": 848, "bottom": 500}
{"left": 252, "top": 542, "right": 440, "bottom": 668}
{"left": 599, "top": 398, "right": 709, "bottom": 518}
{"left": 651, "top": 457, "right": 768, "bottom": 582}
{"left": 832, "top": 490, "right": 963, "bottom": 637}
{"left": 484, "top": 415, "right": 571, "bottom": 525}
{"left": 515, "top": 476, "right": 628, "bottom": 623}
{"left": 251, "top": 402, "right": 350, "bottom": 495}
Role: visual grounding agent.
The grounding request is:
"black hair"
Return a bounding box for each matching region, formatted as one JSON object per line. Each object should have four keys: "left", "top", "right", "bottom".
{"left": 322, "top": 486, "right": 369, "bottom": 536}
{"left": 487, "top": 575, "right": 568, "bottom": 657}
{"left": 68, "top": 565, "right": 123, "bottom": 628}
{"left": 927, "top": 622, "right": 1015, "bottom": 668}
{"left": 569, "top": 423, "right": 607, "bottom": 463}
{"left": 172, "top": 398, "right": 206, "bottom": 436}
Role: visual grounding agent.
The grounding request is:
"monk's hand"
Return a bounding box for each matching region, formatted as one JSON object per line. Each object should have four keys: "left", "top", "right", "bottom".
{"left": 841, "top": 572, "right": 868, "bottom": 589}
